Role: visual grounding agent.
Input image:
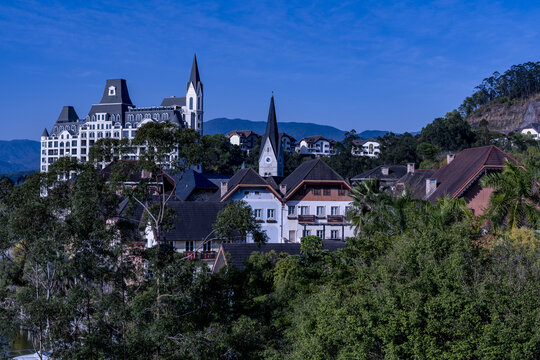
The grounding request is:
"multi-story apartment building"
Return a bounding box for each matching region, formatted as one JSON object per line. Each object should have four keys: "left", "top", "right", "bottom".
{"left": 296, "top": 135, "right": 336, "bottom": 156}
{"left": 40, "top": 55, "right": 203, "bottom": 172}
{"left": 351, "top": 138, "right": 381, "bottom": 157}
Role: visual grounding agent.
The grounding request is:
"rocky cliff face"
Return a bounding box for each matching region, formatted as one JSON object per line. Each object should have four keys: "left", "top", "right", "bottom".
{"left": 466, "top": 93, "right": 540, "bottom": 134}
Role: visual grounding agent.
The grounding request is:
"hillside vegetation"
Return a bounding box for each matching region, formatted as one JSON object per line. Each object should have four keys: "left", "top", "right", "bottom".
{"left": 460, "top": 62, "right": 540, "bottom": 133}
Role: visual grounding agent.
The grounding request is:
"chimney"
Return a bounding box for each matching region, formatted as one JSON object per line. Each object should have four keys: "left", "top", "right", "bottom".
{"left": 220, "top": 181, "right": 228, "bottom": 197}
{"left": 381, "top": 166, "right": 389, "bottom": 176}
{"left": 426, "top": 178, "right": 437, "bottom": 196}
{"left": 280, "top": 184, "right": 287, "bottom": 195}
{"left": 447, "top": 154, "right": 455, "bottom": 164}
{"left": 407, "top": 163, "right": 415, "bottom": 174}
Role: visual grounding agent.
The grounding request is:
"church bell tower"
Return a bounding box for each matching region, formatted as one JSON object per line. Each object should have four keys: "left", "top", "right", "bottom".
{"left": 259, "top": 95, "right": 283, "bottom": 177}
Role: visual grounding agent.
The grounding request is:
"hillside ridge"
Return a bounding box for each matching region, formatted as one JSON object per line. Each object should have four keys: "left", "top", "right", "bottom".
{"left": 466, "top": 93, "right": 540, "bottom": 134}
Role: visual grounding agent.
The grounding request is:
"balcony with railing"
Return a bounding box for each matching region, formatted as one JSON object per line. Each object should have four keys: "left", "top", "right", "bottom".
{"left": 327, "top": 215, "right": 345, "bottom": 223}
{"left": 298, "top": 215, "right": 316, "bottom": 223}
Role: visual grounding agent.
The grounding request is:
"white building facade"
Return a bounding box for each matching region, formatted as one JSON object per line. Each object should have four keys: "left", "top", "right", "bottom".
{"left": 351, "top": 138, "right": 381, "bottom": 157}
{"left": 40, "top": 55, "right": 203, "bottom": 172}
{"left": 520, "top": 123, "right": 540, "bottom": 140}
{"left": 296, "top": 136, "right": 336, "bottom": 156}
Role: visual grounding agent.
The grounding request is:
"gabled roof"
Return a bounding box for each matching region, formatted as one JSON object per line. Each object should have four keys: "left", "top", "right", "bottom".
{"left": 220, "top": 167, "right": 281, "bottom": 201}
{"left": 352, "top": 138, "right": 378, "bottom": 146}
{"left": 260, "top": 96, "right": 280, "bottom": 159}
{"left": 520, "top": 122, "right": 540, "bottom": 132}
{"left": 280, "top": 159, "right": 348, "bottom": 198}
{"left": 351, "top": 165, "right": 407, "bottom": 182}
{"left": 213, "top": 241, "right": 347, "bottom": 272}
{"left": 300, "top": 135, "right": 335, "bottom": 144}
{"left": 160, "top": 96, "right": 186, "bottom": 107}
{"left": 162, "top": 201, "right": 225, "bottom": 242}
{"left": 187, "top": 54, "right": 202, "bottom": 91}
{"left": 425, "top": 145, "right": 520, "bottom": 202}
{"left": 99, "top": 79, "right": 133, "bottom": 105}
{"left": 226, "top": 130, "right": 260, "bottom": 138}
{"left": 279, "top": 132, "right": 296, "bottom": 142}
{"left": 173, "top": 169, "right": 218, "bottom": 201}
{"left": 56, "top": 106, "right": 79, "bottom": 123}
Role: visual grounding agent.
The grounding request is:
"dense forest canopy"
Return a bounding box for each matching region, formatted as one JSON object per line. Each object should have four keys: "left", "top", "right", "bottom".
{"left": 459, "top": 61, "right": 540, "bottom": 117}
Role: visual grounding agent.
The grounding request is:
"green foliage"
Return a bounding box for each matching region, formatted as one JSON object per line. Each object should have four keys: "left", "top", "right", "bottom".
{"left": 214, "top": 200, "right": 267, "bottom": 245}
{"left": 300, "top": 235, "right": 322, "bottom": 254}
{"left": 201, "top": 133, "right": 245, "bottom": 174}
{"left": 419, "top": 110, "right": 477, "bottom": 151}
{"left": 377, "top": 132, "right": 420, "bottom": 165}
{"left": 481, "top": 160, "right": 540, "bottom": 229}
{"left": 459, "top": 61, "right": 540, "bottom": 117}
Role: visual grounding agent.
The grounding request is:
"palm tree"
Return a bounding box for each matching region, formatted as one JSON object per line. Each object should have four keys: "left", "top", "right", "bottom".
{"left": 347, "top": 180, "right": 416, "bottom": 236}
{"left": 481, "top": 160, "right": 540, "bottom": 229}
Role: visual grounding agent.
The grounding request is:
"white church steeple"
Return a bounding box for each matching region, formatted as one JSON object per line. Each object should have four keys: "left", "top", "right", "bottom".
{"left": 259, "top": 95, "right": 283, "bottom": 177}
{"left": 186, "top": 54, "right": 203, "bottom": 133}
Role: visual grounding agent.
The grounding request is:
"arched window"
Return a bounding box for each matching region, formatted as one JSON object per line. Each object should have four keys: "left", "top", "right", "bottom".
{"left": 162, "top": 113, "right": 169, "bottom": 120}
{"left": 116, "top": 114, "right": 120, "bottom": 121}
{"left": 92, "top": 115, "right": 95, "bottom": 121}
{"left": 197, "top": 97, "right": 201, "bottom": 109}
{"left": 136, "top": 114, "right": 142, "bottom": 121}
{"left": 189, "top": 97, "right": 193, "bottom": 110}
{"left": 144, "top": 113, "right": 151, "bottom": 119}
{"left": 60, "top": 142, "right": 64, "bottom": 147}
{"left": 153, "top": 113, "right": 159, "bottom": 120}
{"left": 369, "top": 144, "right": 374, "bottom": 154}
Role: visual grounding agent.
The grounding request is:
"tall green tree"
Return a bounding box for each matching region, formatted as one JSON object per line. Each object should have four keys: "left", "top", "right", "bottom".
{"left": 481, "top": 160, "right": 540, "bottom": 229}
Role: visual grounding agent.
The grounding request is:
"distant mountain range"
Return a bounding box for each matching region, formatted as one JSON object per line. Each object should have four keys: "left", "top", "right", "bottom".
{"left": 204, "top": 118, "right": 389, "bottom": 141}
{"left": 0, "top": 120, "right": 392, "bottom": 175}
{"left": 0, "top": 140, "right": 40, "bottom": 174}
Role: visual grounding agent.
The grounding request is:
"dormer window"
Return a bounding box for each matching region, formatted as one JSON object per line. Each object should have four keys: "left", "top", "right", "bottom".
{"left": 108, "top": 86, "right": 116, "bottom": 96}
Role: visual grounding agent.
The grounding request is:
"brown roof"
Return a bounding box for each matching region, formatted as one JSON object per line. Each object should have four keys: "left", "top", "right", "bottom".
{"left": 425, "top": 145, "right": 520, "bottom": 202}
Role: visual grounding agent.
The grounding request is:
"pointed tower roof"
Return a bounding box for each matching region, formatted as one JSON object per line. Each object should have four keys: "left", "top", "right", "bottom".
{"left": 260, "top": 95, "right": 280, "bottom": 159}
{"left": 56, "top": 106, "right": 79, "bottom": 123}
{"left": 187, "top": 54, "right": 202, "bottom": 91}
{"left": 41, "top": 128, "right": 49, "bottom": 137}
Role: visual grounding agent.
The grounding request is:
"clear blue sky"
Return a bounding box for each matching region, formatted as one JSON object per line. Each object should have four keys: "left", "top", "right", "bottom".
{"left": 0, "top": 0, "right": 539, "bottom": 140}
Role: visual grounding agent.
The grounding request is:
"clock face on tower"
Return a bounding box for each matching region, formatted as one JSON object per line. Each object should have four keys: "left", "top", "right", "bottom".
{"left": 265, "top": 156, "right": 272, "bottom": 164}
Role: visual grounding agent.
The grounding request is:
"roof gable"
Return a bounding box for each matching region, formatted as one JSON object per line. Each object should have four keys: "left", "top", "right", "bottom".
{"left": 426, "top": 145, "right": 520, "bottom": 201}
{"left": 280, "top": 159, "right": 347, "bottom": 198}
{"left": 221, "top": 168, "right": 282, "bottom": 201}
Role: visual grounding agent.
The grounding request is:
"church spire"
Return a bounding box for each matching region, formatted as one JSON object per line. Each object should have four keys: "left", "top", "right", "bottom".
{"left": 187, "top": 54, "right": 201, "bottom": 90}
{"left": 259, "top": 95, "right": 283, "bottom": 177}
{"left": 263, "top": 95, "right": 279, "bottom": 159}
